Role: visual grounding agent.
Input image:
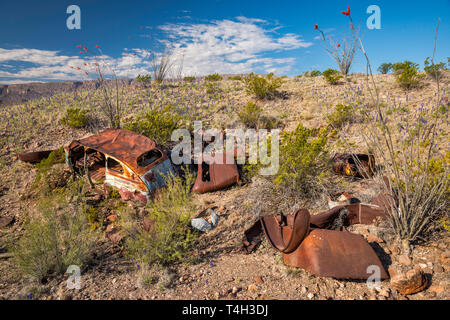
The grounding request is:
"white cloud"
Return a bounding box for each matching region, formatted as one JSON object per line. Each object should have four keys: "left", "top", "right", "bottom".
{"left": 159, "top": 18, "right": 312, "bottom": 75}
{"left": 0, "top": 17, "right": 312, "bottom": 84}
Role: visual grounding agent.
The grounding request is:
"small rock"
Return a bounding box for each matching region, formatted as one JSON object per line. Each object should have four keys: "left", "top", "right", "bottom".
{"left": 418, "top": 263, "right": 427, "bottom": 269}
{"left": 433, "top": 264, "right": 444, "bottom": 273}
{"left": 248, "top": 284, "right": 258, "bottom": 293}
{"left": 231, "top": 286, "right": 240, "bottom": 295}
{"left": 390, "top": 268, "right": 428, "bottom": 295}
{"left": 105, "top": 214, "right": 117, "bottom": 223}
{"left": 390, "top": 244, "right": 400, "bottom": 255}
{"left": 398, "top": 254, "right": 412, "bottom": 266}
{"left": 0, "top": 216, "right": 14, "bottom": 228}
{"left": 388, "top": 266, "right": 398, "bottom": 278}
{"left": 254, "top": 275, "right": 264, "bottom": 284}
{"left": 367, "top": 234, "right": 384, "bottom": 243}
{"left": 307, "top": 292, "right": 314, "bottom": 299}
{"left": 377, "top": 288, "right": 390, "bottom": 298}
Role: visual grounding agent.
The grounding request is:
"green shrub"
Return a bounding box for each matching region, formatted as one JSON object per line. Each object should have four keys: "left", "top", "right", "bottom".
{"left": 392, "top": 60, "right": 424, "bottom": 90}
{"left": 32, "top": 147, "right": 66, "bottom": 194}
{"left": 61, "top": 107, "right": 88, "bottom": 128}
{"left": 122, "top": 170, "right": 197, "bottom": 266}
{"left": 11, "top": 182, "right": 98, "bottom": 281}
{"left": 205, "top": 82, "right": 219, "bottom": 95}
{"left": 123, "top": 105, "right": 182, "bottom": 145}
{"left": 377, "top": 63, "right": 393, "bottom": 74}
{"left": 136, "top": 74, "right": 152, "bottom": 86}
{"left": 310, "top": 70, "right": 322, "bottom": 77}
{"left": 274, "top": 123, "right": 330, "bottom": 195}
{"left": 326, "top": 103, "right": 356, "bottom": 128}
{"left": 183, "top": 76, "right": 196, "bottom": 82}
{"left": 322, "top": 68, "right": 342, "bottom": 85}
{"left": 238, "top": 102, "right": 263, "bottom": 128}
{"left": 205, "top": 73, "right": 222, "bottom": 81}
{"left": 242, "top": 72, "right": 284, "bottom": 100}
{"left": 424, "top": 57, "right": 447, "bottom": 80}
{"left": 229, "top": 75, "right": 242, "bottom": 81}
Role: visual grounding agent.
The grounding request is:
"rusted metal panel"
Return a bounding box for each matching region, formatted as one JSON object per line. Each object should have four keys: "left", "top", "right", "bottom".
{"left": 332, "top": 153, "right": 375, "bottom": 178}
{"left": 344, "top": 203, "right": 388, "bottom": 225}
{"left": 260, "top": 209, "right": 310, "bottom": 254}
{"left": 192, "top": 153, "right": 239, "bottom": 193}
{"left": 17, "top": 150, "right": 54, "bottom": 163}
{"left": 67, "top": 129, "right": 166, "bottom": 175}
{"left": 282, "top": 229, "right": 389, "bottom": 279}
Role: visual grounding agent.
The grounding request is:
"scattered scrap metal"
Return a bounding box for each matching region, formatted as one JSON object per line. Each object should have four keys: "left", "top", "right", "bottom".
{"left": 332, "top": 153, "right": 375, "bottom": 178}
{"left": 243, "top": 197, "right": 390, "bottom": 280}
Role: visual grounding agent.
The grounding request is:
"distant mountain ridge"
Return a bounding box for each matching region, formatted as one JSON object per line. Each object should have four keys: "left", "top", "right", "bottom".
{"left": 0, "top": 79, "right": 133, "bottom": 107}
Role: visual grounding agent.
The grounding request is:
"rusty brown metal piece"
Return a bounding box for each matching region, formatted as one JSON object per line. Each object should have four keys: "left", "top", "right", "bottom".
{"left": 242, "top": 219, "right": 264, "bottom": 254}
{"left": 17, "top": 150, "right": 54, "bottom": 163}
{"left": 332, "top": 153, "right": 375, "bottom": 178}
{"left": 192, "top": 152, "right": 239, "bottom": 194}
{"left": 66, "top": 128, "right": 162, "bottom": 175}
{"left": 310, "top": 203, "right": 388, "bottom": 227}
{"left": 260, "top": 209, "right": 310, "bottom": 254}
{"left": 282, "top": 229, "right": 389, "bottom": 279}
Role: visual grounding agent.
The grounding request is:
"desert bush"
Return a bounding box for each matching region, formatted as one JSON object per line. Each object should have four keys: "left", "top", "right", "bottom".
{"left": 124, "top": 105, "right": 181, "bottom": 145}
{"left": 310, "top": 70, "right": 322, "bottom": 77}
{"left": 424, "top": 57, "right": 447, "bottom": 80}
{"left": 340, "top": 10, "right": 448, "bottom": 242}
{"left": 238, "top": 102, "right": 263, "bottom": 128}
{"left": 326, "top": 103, "right": 356, "bottom": 128}
{"left": 32, "top": 148, "right": 67, "bottom": 194}
{"left": 274, "top": 123, "right": 330, "bottom": 196}
{"left": 322, "top": 68, "right": 343, "bottom": 85}
{"left": 392, "top": 60, "right": 424, "bottom": 90}
{"left": 183, "top": 76, "right": 196, "bottom": 82}
{"left": 136, "top": 74, "right": 152, "bottom": 86}
{"left": 377, "top": 63, "right": 393, "bottom": 74}
{"left": 12, "top": 181, "right": 98, "bottom": 281}
{"left": 205, "top": 82, "right": 220, "bottom": 95}
{"left": 61, "top": 107, "right": 88, "bottom": 128}
{"left": 122, "top": 170, "right": 197, "bottom": 266}
{"left": 229, "top": 75, "right": 242, "bottom": 81}
{"left": 242, "top": 73, "right": 284, "bottom": 100}
{"left": 205, "top": 73, "right": 222, "bottom": 81}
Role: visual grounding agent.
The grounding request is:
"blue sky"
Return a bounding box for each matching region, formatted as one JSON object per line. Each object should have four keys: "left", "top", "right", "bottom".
{"left": 0, "top": 0, "right": 448, "bottom": 84}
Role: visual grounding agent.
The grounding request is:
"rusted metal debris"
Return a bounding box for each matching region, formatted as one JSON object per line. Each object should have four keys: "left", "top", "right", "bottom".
{"left": 243, "top": 203, "right": 390, "bottom": 279}
{"left": 260, "top": 209, "right": 310, "bottom": 253}
{"left": 332, "top": 153, "right": 375, "bottom": 178}
{"left": 283, "top": 228, "right": 389, "bottom": 280}
{"left": 17, "top": 150, "right": 54, "bottom": 163}
{"left": 192, "top": 152, "right": 239, "bottom": 194}
{"left": 65, "top": 128, "right": 174, "bottom": 203}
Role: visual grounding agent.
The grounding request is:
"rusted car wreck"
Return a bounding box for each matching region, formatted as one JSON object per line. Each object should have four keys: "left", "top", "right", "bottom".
{"left": 64, "top": 128, "right": 174, "bottom": 203}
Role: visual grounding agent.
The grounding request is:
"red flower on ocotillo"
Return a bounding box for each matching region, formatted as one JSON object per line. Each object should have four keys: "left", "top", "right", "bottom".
{"left": 76, "top": 45, "right": 82, "bottom": 48}
{"left": 96, "top": 45, "right": 100, "bottom": 48}
{"left": 341, "top": 6, "right": 350, "bottom": 16}
{"left": 337, "top": 43, "right": 341, "bottom": 47}
{"left": 314, "top": 24, "right": 318, "bottom": 29}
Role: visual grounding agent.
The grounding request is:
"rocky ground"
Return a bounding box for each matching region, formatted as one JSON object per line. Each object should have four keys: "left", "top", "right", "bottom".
{"left": 0, "top": 73, "right": 448, "bottom": 300}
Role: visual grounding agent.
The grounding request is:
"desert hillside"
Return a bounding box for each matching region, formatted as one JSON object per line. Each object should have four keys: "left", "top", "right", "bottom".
{"left": 0, "top": 72, "right": 448, "bottom": 300}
